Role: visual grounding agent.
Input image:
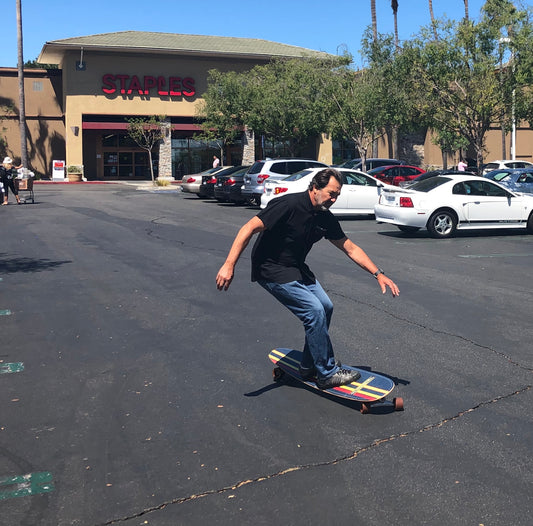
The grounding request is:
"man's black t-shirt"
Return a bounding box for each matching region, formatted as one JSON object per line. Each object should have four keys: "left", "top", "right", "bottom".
{"left": 251, "top": 191, "right": 346, "bottom": 284}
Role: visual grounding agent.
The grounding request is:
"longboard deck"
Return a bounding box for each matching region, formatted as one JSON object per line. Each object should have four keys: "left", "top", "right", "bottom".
{"left": 269, "top": 348, "right": 398, "bottom": 406}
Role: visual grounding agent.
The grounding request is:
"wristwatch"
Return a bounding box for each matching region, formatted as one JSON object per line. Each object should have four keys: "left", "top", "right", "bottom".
{"left": 373, "top": 268, "right": 385, "bottom": 279}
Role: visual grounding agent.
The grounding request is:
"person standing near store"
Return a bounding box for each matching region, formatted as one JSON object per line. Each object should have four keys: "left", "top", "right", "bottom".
{"left": 216, "top": 167, "right": 400, "bottom": 389}
{"left": 212, "top": 155, "right": 220, "bottom": 169}
{"left": 1, "top": 157, "right": 22, "bottom": 205}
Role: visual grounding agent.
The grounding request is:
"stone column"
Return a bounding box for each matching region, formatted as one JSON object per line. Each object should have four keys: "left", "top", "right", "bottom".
{"left": 242, "top": 126, "right": 255, "bottom": 165}
{"left": 157, "top": 119, "right": 173, "bottom": 180}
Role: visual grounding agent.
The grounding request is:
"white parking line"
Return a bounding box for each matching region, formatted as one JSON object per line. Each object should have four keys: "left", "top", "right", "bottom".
{"left": 458, "top": 253, "right": 533, "bottom": 258}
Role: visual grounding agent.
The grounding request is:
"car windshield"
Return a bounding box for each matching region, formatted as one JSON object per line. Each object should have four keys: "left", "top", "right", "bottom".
{"left": 283, "top": 169, "right": 314, "bottom": 182}
{"left": 409, "top": 177, "right": 451, "bottom": 192}
{"left": 339, "top": 159, "right": 361, "bottom": 169}
{"left": 489, "top": 171, "right": 511, "bottom": 182}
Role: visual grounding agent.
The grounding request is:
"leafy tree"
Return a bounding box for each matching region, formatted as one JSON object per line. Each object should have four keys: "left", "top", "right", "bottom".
{"left": 23, "top": 59, "right": 58, "bottom": 69}
{"left": 247, "top": 57, "right": 341, "bottom": 156}
{"left": 126, "top": 115, "right": 167, "bottom": 184}
{"left": 407, "top": 1, "right": 532, "bottom": 171}
{"left": 195, "top": 69, "right": 250, "bottom": 163}
{"left": 325, "top": 33, "right": 416, "bottom": 168}
{"left": 198, "top": 56, "right": 346, "bottom": 159}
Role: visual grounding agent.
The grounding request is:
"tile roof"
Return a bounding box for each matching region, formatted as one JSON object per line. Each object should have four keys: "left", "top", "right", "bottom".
{"left": 39, "top": 31, "right": 332, "bottom": 63}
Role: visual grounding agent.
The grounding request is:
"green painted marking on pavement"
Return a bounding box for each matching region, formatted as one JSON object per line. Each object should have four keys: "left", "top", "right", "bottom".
{"left": 0, "top": 472, "right": 54, "bottom": 500}
{"left": 0, "top": 362, "right": 24, "bottom": 375}
{"left": 0, "top": 310, "right": 12, "bottom": 316}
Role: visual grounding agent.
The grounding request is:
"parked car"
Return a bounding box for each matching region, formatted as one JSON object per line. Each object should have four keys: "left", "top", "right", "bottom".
{"left": 261, "top": 167, "right": 387, "bottom": 216}
{"left": 484, "top": 168, "right": 533, "bottom": 194}
{"left": 482, "top": 160, "right": 533, "bottom": 175}
{"left": 335, "top": 158, "right": 403, "bottom": 171}
{"left": 180, "top": 166, "right": 229, "bottom": 195}
{"left": 375, "top": 174, "right": 533, "bottom": 238}
{"left": 199, "top": 165, "right": 249, "bottom": 198}
{"left": 241, "top": 158, "right": 328, "bottom": 205}
{"left": 398, "top": 169, "right": 476, "bottom": 188}
{"left": 367, "top": 165, "right": 426, "bottom": 186}
{"left": 213, "top": 166, "right": 252, "bottom": 203}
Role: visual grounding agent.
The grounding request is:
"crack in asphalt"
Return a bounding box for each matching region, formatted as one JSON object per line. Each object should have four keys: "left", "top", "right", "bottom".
{"left": 97, "top": 385, "right": 530, "bottom": 525}
{"left": 329, "top": 289, "right": 533, "bottom": 373}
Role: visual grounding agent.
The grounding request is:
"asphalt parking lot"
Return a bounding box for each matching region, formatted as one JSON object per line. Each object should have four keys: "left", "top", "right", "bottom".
{"left": 0, "top": 183, "right": 532, "bottom": 525}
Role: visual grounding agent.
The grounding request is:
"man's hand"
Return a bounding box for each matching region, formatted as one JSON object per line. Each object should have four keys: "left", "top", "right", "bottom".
{"left": 377, "top": 274, "right": 400, "bottom": 297}
{"left": 215, "top": 216, "right": 265, "bottom": 292}
{"left": 216, "top": 263, "right": 234, "bottom": 291}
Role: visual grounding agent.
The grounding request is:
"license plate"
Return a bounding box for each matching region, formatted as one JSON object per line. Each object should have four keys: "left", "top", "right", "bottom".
{"left": 386, "top": 195, "right": 395, "bottom": 202}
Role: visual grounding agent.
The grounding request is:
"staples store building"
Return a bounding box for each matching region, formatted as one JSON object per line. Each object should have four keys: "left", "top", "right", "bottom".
{"left": 0, "top": 31, "right": 330, "bottom": 180}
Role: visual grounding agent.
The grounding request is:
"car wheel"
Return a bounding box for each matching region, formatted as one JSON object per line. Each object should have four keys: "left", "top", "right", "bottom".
{"left": 397, "top": 225, "right": 420, "bottom": 234}
{"left": 427, "top": 210, "right": 457, "bottom": 238}
{"left": 527, "top": 212, "right": 533, "bottom": 234}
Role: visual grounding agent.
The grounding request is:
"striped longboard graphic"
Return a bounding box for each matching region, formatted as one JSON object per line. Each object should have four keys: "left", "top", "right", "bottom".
{"left": 269, "top": 348, "right": 395, "bottom": 402}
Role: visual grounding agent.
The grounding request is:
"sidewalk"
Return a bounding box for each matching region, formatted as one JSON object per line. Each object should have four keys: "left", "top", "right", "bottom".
{"left": 34, "top": 179, "right": 181, "bottom": 191}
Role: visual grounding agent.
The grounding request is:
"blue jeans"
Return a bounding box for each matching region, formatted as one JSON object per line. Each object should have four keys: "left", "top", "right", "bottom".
{"left": 258, "top": 279, "right": 339, "bottom": 379}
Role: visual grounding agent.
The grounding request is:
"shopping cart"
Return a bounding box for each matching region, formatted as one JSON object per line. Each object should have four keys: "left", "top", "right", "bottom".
{"left": 15, "top": 169, "right": 35, "bottom": 204}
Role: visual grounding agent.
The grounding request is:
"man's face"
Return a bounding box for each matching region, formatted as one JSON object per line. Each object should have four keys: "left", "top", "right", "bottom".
{"left": 311, "top": 177, "right": 342, "bottom": 211}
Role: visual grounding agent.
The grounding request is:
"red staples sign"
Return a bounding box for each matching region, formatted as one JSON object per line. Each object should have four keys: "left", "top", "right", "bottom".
{"left": 102, "top": 74, "right": 196, "bottom": 98}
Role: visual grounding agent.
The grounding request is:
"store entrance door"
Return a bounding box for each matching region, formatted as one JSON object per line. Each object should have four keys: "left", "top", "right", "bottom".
{"left": 101, "top": 133, "right": 157, "bottom": 180}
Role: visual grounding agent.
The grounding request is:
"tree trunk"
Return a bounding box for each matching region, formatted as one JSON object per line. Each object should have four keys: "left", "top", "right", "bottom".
{"left": 148, "top": 149, "right": 155, "bottom": 184}
{"left": 371, "top": 0, "right": 378, "bottom": 41}
{"left": 464, "top": 0, "right": 469, "bottom": 21}
{"left": 392, "top": 0, "right": 399, "bottom": 49}
{"left": 16, "top": 0, "right": 28, "bottom": 168}
{"left": 428, "top": 0, "right": 438, "bottom": 40}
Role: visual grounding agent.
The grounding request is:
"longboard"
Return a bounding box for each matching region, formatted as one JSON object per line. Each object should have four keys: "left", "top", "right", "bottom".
{"left": 269, "top": 348, "right": 403, "bottom": 414}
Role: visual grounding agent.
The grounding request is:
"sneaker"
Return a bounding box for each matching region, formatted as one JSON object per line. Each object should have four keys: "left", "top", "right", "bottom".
{"left": 316, "top": 368, "right": 361, "bottom": 390}
{"left": 298, "top": 359, "right": 342, "bottom": 381}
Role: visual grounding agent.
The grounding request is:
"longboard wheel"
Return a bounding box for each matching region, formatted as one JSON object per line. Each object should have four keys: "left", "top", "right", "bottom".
{"left": 273, "top": 367, "right": 285, "bottom": 381}
{"left": 393, "top": 397, "right": 404, "bottom": 411}
{"left": 360, "top": 403, "right": 370, "bottom": 414}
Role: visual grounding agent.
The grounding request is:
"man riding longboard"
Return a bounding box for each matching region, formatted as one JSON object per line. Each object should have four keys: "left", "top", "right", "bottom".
{"left": 216, "top": 168, "right": 400, "bottom": 390}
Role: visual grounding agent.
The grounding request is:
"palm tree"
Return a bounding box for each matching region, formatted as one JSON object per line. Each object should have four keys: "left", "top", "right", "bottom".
{"left": 429, "top": 0, "right": 438, "bottom": 39}
{"left": 464, "top": 0, "right": 469, "bottom": 20}
{"left": 371, "top": 0, "right": 378, "bottom": 41}
{"left": 16, "top": 0, "right": 28, "bottom": 167}
{"left": 391, "top": 0, "right": 399, "bottom": 48}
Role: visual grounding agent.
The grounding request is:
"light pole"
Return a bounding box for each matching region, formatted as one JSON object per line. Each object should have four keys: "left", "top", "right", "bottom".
{"left": 499, "top": 37, "right": 515, "bottom": 160}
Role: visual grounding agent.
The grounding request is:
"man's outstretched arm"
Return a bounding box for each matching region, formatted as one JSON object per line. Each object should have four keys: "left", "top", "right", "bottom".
{"left": 216, "top": 216, "right": 265, "bottom": 291}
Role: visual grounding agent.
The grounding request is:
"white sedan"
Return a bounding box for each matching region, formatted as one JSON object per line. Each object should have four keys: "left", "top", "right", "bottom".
{"left": 179, "top": 166, "right": 229, "bottom": 195}
{"left": 261, "top": 168, "right": 386, "bottom": 216}
{"left": 374, "top": 174, "right": 533, "bottom": 238}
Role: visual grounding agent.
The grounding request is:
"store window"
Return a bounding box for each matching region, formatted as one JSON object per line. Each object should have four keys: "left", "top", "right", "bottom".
{"left": 332, "top": 138, "right": 358, "bottom": 165}
{"left": 171, "top": 135, "right": 218, "bottom": 180}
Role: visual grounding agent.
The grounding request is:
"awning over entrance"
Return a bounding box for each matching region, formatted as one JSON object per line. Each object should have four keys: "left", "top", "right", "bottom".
{"left": 82, "top": 122, "right": 200, "bottom": 131}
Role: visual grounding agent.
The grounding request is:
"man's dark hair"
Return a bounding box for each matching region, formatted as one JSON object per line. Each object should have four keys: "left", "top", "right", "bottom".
{"left": 308, "top": 168, "right": 343, "bottom": 191}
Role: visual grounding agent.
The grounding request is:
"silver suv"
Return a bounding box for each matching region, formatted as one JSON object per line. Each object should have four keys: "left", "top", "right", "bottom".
{"left": 241, "top": 158, "right": 328, "bottom": 205}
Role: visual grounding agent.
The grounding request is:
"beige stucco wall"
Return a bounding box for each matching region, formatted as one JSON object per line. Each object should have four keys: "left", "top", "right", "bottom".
{"left": 60, "top": 50, "right": 265, "bottom": 167}
{"left": 0, "top": 69, "right": 64, "bottom": 177}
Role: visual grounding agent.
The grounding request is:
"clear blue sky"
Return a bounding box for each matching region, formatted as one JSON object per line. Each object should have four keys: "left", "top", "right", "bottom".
{"left": 1, "top": 0, "right": 488, "bottom": 68}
